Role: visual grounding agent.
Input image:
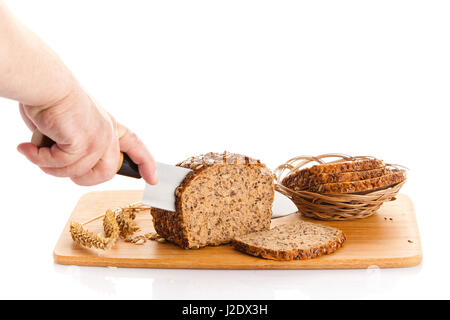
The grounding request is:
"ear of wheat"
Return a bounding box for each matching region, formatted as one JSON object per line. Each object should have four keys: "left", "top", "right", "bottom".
{"left": 70, "top": 203, "right": 151, "bottom": 250}
{"left": 115, "top": 207, "right": 141, "bottom": 239}
{"left": 102, "top": 209, "right": 120, "bottom": 249}
{"left": 70, "top": 222, "right": 110, "bottom": 250}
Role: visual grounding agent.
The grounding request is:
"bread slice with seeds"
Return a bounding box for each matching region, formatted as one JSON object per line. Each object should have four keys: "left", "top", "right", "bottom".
{"left": 232, "top": 221, "right": 346, "bottom": 260}
{"left": 285, "top": 167, "right": 391, "bottom": 191}
{"left": 151, "top": 152, "right": 275, "bottom": 249}
{"left": 304, "top": 158, "right": 384, "bottom": 175}
{"left": 282, "top": 159, "right": 385, "bottom": 190}
{"left": 309, "top": 170, "right": 405, "bottom": 194}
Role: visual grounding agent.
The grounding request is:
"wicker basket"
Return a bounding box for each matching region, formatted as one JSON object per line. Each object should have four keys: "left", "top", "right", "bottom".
{"left": 274, "top": 154, "right": 407, "bottom": 221}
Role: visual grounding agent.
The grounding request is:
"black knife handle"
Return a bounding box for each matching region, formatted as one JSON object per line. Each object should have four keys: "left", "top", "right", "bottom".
{"left": 31, "top": 130, "right": 142, "bottom": 179}
{"left": 117, "top": 152, "right": 141, "bottom": 179}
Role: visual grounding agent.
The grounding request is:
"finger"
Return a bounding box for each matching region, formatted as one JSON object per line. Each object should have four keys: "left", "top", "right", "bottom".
{"left": 17, "top": 142, "right": 82, "bottom": 168}
{"left": 38, "top": 146, "right": 105, "bottom": 177}
{"left": 70, "top": 138, "right": 121, "bottom": 186}
{"left": 119, "top": 128, "right": 157, "bottom": 185}
{"left": 19, "top": 104, "right": 37, "bottom": 131}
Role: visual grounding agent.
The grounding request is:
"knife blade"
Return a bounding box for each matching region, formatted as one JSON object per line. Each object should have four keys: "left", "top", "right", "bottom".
{"left": 30, "top": 131, "right": 297, "bottom": 217}
{"left": 142, "top": 162, "right": 298, "bottom": 218}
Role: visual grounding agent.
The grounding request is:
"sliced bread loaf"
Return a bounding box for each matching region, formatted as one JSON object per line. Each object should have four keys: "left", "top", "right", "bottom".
{"left": 232, "top": 221, "right": 346, "bottom": 260}
{"left": 282, "top": 158, "right": 385, "bottom": 189}
{"left": 297, "top": 158, "right": 384, "bottom": 176}
{"left": 151, "top": 152, "right": 275, "bottom": 249}
{"left": 309, "top": 170, "right": 405, "bottom": 194}
{"left": 284, "top": 167, "right": 391, "bottom": 191}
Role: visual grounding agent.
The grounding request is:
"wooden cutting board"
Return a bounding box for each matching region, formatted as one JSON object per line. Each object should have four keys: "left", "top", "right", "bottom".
{"left": 54, "top": 190, "right": 422, "bottom": 269}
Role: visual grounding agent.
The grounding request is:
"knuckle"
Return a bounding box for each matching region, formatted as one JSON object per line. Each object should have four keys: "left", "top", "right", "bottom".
{"left": 68, "top": 167, "right": 88, "bottom": 179}
{"left": 40, "top": 167, "right": 52, "bottom": 175}
{"left": 71, "top": 174, "right": 95, "bottom": 186}
{"left": 71, "top": 177, "right": 89, "bottom": 186}
{"left": 100, "top": 163, "right": 116, "bottom": 181}
{"left": 37, "top": 108, "right": 61, "bottom": 132}
{"left": 53, "top": 157, "right": 73, "bottom": 168}
{"left": 53, "top": 170, "right": 68, "bottom": 178}
{"left": 27, "top": 155, "right": 41, "bottom": 166}
{"left": 40, "top": 167, "right": 65, "bottom": 177}
{"left": 127, "top": 131, "right": 139, "bottom": 144}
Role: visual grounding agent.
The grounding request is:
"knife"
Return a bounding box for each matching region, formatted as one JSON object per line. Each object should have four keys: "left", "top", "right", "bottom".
{"left": 32, "top": 131, "right": 298, "bottom": 218}
{"left": 143, "top": 162, "right": 298, "bottom": 218}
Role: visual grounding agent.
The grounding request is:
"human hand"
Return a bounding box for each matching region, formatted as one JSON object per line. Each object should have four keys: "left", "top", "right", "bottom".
{"left": 17, "top": 87, "right": 158, "bottom": 186}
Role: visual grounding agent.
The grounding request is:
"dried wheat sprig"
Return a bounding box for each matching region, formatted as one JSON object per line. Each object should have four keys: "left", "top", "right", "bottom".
{"left": 115, "top": 208, "right": 140, "bottom": 239}
{"left": 81, "top": 202, "right": 150, "bottom": 226}
{"left": 70, "top": 203, "right": 150, "bottom": 250}
{"left": 70, "top": 209, "right": 120, "bottom": 250}
{"left": 70, "top": 222, "right": 109, "bottom": 250}
{"left": 103, "top": 209, "right": 120, "bottom": 249}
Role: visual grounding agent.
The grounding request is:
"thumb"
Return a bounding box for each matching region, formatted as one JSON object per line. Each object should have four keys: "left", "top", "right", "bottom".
{"left": 17, "top": 142, "right": 39, "bottom": 163}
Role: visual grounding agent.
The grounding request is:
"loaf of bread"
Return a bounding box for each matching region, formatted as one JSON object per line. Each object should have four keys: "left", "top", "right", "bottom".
{"left": 232, "top": 221, "right": 346, "bottom": 260}
{"left": 151, "top": 152, "right": 275, "bottom": 249}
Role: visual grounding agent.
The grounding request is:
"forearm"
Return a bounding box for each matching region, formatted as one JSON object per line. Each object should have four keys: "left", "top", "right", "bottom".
{"left": 2, "top": 1, "right": 157, "bottom": 186}
{"left": 0, "top": 1, "right": 76, "bottom": 106}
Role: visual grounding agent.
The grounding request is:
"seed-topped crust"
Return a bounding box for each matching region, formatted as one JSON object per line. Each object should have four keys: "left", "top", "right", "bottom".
{"left": 284, "top": 167, "right": 392, "bottom": 191}
{"left": 177, "top": 151, "right": 261, "bottom": 168}
{"left": 151, "top": 152, "right": 275, "bottom": 249}
{"left": 310, "top": 170, "right": 406, "bottom": 194}
{"left": 232, "top": 221, "right": 346, "bottom": 261}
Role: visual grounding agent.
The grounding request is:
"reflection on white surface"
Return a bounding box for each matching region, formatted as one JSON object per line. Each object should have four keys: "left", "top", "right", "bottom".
{"left": 52, "top": 264, "right": 422, "bottom": 300}
{"left": 366, "top": 265, "right": 381, "bottom": 290}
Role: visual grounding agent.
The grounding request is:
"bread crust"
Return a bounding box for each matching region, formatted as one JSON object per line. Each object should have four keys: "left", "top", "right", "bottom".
{"left": 282, "top": 159, "right": 385, "bottom": 189}
{"left": 232, "top": 224, "right": 346, "bottom": 261}
{"left": 283, "top": 167, "right": 391, "bottom": 191}
{"left": 151, "top": 207, "right": 190, "bottom": 248}
{"left": 151, "top": 151, "right": 274, "bottom": 249}
{"left": 310, "top": 170, "right": 406, "bottom": 194}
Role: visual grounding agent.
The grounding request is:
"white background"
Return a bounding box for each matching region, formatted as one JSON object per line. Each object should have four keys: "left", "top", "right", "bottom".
{"left": 0, "top": 0, "right": 448, "bottom": 299}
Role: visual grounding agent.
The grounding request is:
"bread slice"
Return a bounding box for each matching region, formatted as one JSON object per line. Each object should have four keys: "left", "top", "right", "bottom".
{"left": 151, "top": 152, "right": 275, "bottom": 249}
{"left": 309, "top": 170, "right": 405, "bottom": 194}
{"left": 284, "top": 167, "right": 391, "bottom": 191}
{"left": 282, "top": 159, "right": 385, "bottom": 189}
{"left": 232, "top": 221, "right": 346, "bottom": 261}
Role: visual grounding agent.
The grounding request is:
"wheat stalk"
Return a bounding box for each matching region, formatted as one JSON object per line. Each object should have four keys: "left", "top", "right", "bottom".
{"left": 70, "top": 209, "right": 120, "bottom": 250}
{"left": 70, "top": 203, "right": 150, "bottom": 250}
{"left": 70, "top": 222, "right": 109, "bottom": 249}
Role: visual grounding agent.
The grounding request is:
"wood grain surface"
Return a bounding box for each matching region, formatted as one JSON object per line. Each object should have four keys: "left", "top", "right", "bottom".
{"left": 54, "top": 190, "right": 422, "bottom": 269}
